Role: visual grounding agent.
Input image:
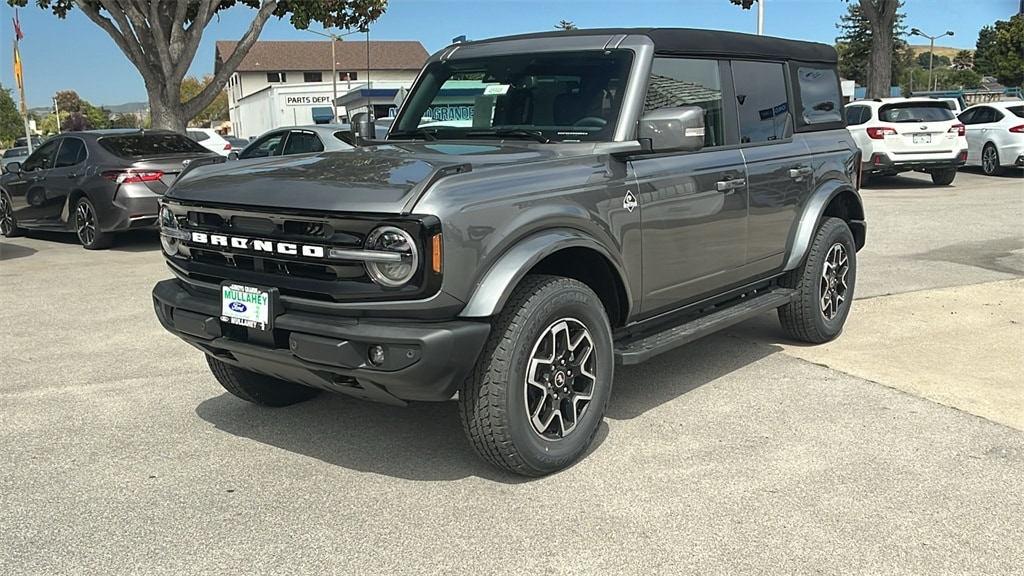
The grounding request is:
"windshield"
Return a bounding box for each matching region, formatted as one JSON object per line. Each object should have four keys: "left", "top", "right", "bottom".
{"left": 390, "top": 50, "right": 633, "bottom": 143}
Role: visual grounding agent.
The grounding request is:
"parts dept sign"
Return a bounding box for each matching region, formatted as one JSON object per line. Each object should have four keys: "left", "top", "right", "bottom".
{"left": 285, "top": 95, "right": 333, "bottom": 106}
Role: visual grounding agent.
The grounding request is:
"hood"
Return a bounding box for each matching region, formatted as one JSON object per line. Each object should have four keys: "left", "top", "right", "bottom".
{"left": 166, "top": 142, "right": 566, "bottom": 214}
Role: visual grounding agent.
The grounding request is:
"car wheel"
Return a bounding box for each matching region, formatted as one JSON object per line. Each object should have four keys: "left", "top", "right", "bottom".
{"left": 0, "top": 192, "right": 24, "bottom": 237}
{"left": 74, "top": 196, "right": 113, "bottom": 250}
{"left": 459, "top": 275, "right": 614, "bottom": 476}
{"left": 778, "top": 217, "right": 857, "bottom": 344}
{"left": 981, "top": 144, "right": 1003, "bottom": 176}
{"left": 206, "top": 356, "right": 321, "bottom": 407}
{"left": 930, "top": 168, "right": 957, "bottom": 186}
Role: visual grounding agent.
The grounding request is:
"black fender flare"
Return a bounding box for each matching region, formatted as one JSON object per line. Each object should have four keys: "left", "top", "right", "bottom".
{"left": 783, "top": 180, "right": 865, "bottom": 272}
{"left": 459, "top": 228, "right": 632, "bottom": 319}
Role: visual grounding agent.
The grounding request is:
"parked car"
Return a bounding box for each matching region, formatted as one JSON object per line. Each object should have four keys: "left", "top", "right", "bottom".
{"left": 0, "top": 129, "right": 221, "bottom": 249}
{"left": 224, "top": 136, "right": 249, "bottom": 152}
{"left": 230, "top": 123, "right": 389, "bottom": 160}
{"left": 1, "top": 146, "right": 30, "bottom": 173}
{"left": 844, "top": 97, "right": 968, "bottom": 185}
{"left": 187, "top": 128, "right": 233, "bottom": 156}
{"left": 153, "top": 27, "right": 865, "bottom": 476}
{"left": 957, "top": 102, "right": 1024, "bottom": 176}
{"left": 14, "top": 135, "right": 44, "bottom": 149}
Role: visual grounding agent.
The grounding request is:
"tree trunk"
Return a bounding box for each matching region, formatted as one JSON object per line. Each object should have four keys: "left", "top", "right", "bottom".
{"left": 859, "top": 0, "right": 899, "bottom": 99}
{"left": 148, "top": 83, "right": 188, "bottom": 134}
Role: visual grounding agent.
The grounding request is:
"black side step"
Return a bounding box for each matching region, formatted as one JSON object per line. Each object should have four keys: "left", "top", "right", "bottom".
{"left": 614, "top": 288, "right": 797, "bottom": 365}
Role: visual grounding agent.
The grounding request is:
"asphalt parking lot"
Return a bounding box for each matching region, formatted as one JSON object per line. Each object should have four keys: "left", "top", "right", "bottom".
{"left": 1, "top": 168, "right": 1022, "bottom": 575}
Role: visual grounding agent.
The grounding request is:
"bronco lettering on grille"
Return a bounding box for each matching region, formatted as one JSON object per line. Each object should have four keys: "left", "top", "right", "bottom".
{"left": 189, "top": 231, "right": 326, "bottom": 258}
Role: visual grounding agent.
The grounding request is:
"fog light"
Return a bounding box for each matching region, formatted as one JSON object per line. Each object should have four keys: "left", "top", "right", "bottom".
{"left": 368, "top": 345, "right": 386, "bottom": 367}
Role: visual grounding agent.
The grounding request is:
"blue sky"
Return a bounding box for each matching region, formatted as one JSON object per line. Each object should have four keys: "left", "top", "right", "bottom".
{"left": 1, "top": 0, "right": 1018, "bottom": 109}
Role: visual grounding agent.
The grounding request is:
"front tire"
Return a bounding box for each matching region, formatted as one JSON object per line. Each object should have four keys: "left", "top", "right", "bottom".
{"left": 0, "top": 192, "right": 24, "bottom": 237}
{"left": 207, "top": 356, "right": 321, "bottom": 407}
{"left": 930, "top": 167, "right": 957, "bottom": 186}
{"left": 459, "top": 275, "right": 614, "bottom": 476}
{"left": 981, "top": 144, "right": 1003, "bottom": 176}
{"left": 74, "top": 196, "right": 113, "bottom": 250}
{"left": 778, "top": 217, "right": 857, "bottom": 344}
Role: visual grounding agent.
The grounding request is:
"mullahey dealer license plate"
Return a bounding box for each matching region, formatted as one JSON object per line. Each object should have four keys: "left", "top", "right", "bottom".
{"left": 221, "top": 283, "right": 272, "bottom": 330}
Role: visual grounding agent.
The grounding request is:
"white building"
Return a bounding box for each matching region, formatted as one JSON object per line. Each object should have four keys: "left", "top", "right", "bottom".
{"left": 215, "top": 39, "right": 429, "bottom": 139}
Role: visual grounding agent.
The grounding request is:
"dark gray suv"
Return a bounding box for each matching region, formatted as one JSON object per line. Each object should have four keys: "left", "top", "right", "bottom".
{"left": 0, "top": 130, "right": 220, "bottom": 249}
{"left": 153, "top": 28, "right": 866, "bottom": 476}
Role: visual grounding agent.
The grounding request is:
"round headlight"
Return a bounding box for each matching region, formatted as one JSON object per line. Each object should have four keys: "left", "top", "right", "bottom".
{"left": 364, "top": 226, "right": 418, "bottom": 287}
{"left": 159, "top": 205, "right": 181, "bottom": 255}
{"left": 159, "top": 205, "right": 177, "bottom": 229}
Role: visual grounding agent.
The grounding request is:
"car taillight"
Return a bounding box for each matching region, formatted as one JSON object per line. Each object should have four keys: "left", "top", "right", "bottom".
{"left": 948, "top": 124, "right": 966, "bottom": 136}
{"left": 224, "top": 143, "right": 232, "bottom": 150}
{"left": 102, "top": 170, "right": 164, "bottom": 184}
{"left": 866, "top": 127, "right": 897, "bottom": 139}
{"left": 1009, "top": 125, "right": 1024, "bottom": 134}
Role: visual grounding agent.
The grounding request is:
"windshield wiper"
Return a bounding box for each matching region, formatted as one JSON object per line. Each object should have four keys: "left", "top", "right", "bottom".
{"left": 389, "top": 129, "right": 438, "bottom": 141}
{"left": 466, "top": 129, "right": 550, "bottom": 143}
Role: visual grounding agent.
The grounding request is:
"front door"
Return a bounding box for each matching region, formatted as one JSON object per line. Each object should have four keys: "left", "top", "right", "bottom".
{"left": 6, "top": 138, "right": 61, "bottom": 225}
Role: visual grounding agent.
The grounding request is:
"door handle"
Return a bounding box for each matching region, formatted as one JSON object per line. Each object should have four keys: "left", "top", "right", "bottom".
{"left": 66, "top": 173, "right": 78, "bottom": 179}
{"left": 788, "top": 166, "right": 813, "bottom": 179}
{"left": 716, "top": 178, "right": 746, "bottom": 193}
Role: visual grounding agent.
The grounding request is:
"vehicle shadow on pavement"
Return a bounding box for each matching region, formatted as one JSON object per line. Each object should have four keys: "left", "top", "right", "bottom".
{"left": 109, "top": 230, "right": 161, "bottom": 252}
{"left": 0, "top": 241, "right": 36, "bottom": 260}
{"left": 195, "top": 391, "right": 608, "bottom": 482}
{"left": 606, "top": 329, "right": 782, "bottom": 420}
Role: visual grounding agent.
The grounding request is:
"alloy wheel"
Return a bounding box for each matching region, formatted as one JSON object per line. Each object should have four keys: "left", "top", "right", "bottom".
{"left": 819, "top": 243, "right": 849, "bottom": 321}
{"left": 982, "top": 147, "right": 998, "bottom": 175}
{"left": 0, "top": 194, "right": 13, "bottom": 236}
{"left": 524, "top": 318, "right": 597, "bottom": 440}
{"left": 76, "top": 200, "right": 96, "bottom": 246}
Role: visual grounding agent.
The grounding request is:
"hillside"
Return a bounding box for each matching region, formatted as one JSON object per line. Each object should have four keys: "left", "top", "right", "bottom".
{"left": 909, "top": 45, "right": 968, "bottom": 60}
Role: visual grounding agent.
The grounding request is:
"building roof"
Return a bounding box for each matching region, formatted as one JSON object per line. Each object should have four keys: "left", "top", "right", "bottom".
{"left": 215, "top": 40, "right": 429, "bottom": 74}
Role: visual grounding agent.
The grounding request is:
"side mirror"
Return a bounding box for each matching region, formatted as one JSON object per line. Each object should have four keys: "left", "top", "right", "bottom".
{"left": 351, "top": 112, "right": 376, "bottom": 145}
{"left": 638, "top": 106, "right": 706, "bottom": 153}
{"left": 228, "top": 151, "right": 239, "bottom": 161}
{"left": 6, "top": 161, "right": 21, "bottom": 173}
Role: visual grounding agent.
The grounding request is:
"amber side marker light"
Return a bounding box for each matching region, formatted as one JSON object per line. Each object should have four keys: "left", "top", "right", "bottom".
{"left": 431, "top": 233, "right": 443, "bottom": 274}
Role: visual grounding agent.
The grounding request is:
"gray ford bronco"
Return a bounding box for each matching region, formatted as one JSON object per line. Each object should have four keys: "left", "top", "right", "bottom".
{"left": 153, "top": 28, "right": 866, "bottom": 476}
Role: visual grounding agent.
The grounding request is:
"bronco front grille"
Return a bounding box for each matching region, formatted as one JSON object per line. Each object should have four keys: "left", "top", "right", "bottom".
{"left": 163, "top": 202, "right": 441, "bottom": 302}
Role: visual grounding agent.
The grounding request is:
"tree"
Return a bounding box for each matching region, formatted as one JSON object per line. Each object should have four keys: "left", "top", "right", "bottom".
{"left": 555, "top": 20, "right": 577, "bottom": 30}
{"left": 973, "top": 25, "right": 997, "bottom": 77}
{"left": 181, "top": 74, "right": 229, "bottom": 127}
{"left": 952, "top": 50, "right": 974, "bottom": 71}
{"left": 10, "top": 0, "right": 388, "bottom": 133}
{"left": 109, "top": 113, "right": 142, "bottom": 129}
{"left": 0, "top": 84, "right": 22, "bottom": 147}
{"left": 915, "top": 52, "right": 950, "bottom": 69}
{"left": 990, "top": 15, "right": 1024, "bottom": 87}
{"left": 54, "top": 90, "right": 83, "bottom": 116}
{"left": 731, "top": 0, "right": 903, "bottom": 98}
{"left": 834, "top": 1, "right": 910, "bottom": 94}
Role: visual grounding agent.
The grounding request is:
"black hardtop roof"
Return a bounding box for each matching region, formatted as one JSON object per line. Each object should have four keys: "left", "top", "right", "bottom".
{"left": 461, "top": 27, "right": 837, "bottom": 64}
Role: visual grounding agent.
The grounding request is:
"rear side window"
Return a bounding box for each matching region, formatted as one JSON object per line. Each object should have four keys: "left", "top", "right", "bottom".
{"left": 732, "top": 60, "right": 789, "bottom": 143}
{"left": 55, "top": 138, "right": 87, "bottom": 168}
{"left": 1007, "top": 106, "right": 1024, "bottom": 119}
{"left": 796, "top": 66, "right": 842, "bottom": 125}
{"left": 878, "top": 103, "right": 954, "bottom": 123}
{"left": 844, "top": 106, "right": 868, "bottom": 126}
{"left": 188, "top": 131, "right": 210, "bottom": 142}
{"left": 282, "top": 132, "right": 325, "bottom": 155}
{"left": 99, "top": 134, "right": 210, "bottom": 157}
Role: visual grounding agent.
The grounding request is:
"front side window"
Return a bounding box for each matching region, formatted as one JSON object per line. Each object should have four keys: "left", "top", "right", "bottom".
{"left": 22, "top": 139, "right": 61, "bottom": 171}
{"left": 645, "top": 58, "right": 725, "bottom": 147}
{"left": 391, "top": 50, "right": 633, "bottom": 143}
{"left": 55, "top": 138, "right": 87, "bottom": 168}
{"left": 732, "top": 61, "right": 790, "bottom": 143}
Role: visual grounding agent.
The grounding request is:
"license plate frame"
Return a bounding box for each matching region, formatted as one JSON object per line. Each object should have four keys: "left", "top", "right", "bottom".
{"left": 220, "top": 282, "right": 275, "bottom": 331}
{"left": 912, "top": 133, "right": 931, "bottom": 144}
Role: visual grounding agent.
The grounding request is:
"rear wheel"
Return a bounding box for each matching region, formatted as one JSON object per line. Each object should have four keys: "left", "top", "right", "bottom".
{"left": 930, "top": 167, "right": 957, "bottom": 186}
{"left": 459, "top": 275, "right": 613, "bottom": 476}
{"left": 778, "top": 217, "right": 857, "bottom": 344}
{"left": 74, "top": 196, "right": 113, "bottom": 250}
{"left": 206, "top": 356, "right": 321, "bottom": 407}
{"left": 0, "top": 192, "right": 24, "bottom": 237}
{"left": 981, "top": 144, "right": 1003, "bottom": 176}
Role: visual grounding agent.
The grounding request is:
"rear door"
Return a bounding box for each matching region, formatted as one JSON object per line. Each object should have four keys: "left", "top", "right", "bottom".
{"left": 958, "top": 107, "right": 984, "bottom": 163}
{"left": 877, "top": 101, "right": 958, "bottom": 155}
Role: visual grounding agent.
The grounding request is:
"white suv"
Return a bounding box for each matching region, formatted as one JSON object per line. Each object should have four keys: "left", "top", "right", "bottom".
{"left": 845, "top": 97, "right": 968, "bottom": 185}
{"left": 186, "top": 128, "right": 233, "bottom": 156}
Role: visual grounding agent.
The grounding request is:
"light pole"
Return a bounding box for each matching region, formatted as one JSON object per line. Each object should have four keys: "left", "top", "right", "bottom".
{"left": 305, "top": 28, "right": 362, "bottom": 123}
{"left": 53, "top": 96, "right": 61, "bottom": 134}
{"left": 910, "top": 28, "right": 954, "bottom": 91}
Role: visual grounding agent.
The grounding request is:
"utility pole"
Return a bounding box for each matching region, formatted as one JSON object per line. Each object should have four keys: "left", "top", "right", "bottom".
{"left": 757, "top": 0, "right": 764, "bottom": 35}
{"left": 53, "top": 96, "right": 61, "bottom": 134}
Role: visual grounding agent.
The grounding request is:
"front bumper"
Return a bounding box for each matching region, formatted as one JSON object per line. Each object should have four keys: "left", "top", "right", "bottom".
{"left": 865, "top": 150, "right": 967, "bottom": 174}
{"left": 152, "top": 279, "right": 490, "bottom": 404}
